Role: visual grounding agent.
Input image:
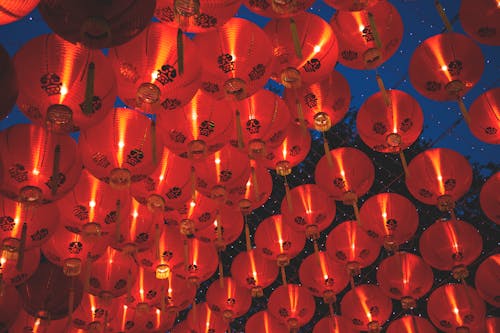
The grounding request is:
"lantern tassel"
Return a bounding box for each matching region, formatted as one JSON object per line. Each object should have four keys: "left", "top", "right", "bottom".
{"left": 284, "top": 176, "right": 293, "bottom": 212}
{"left": 434, "top": 0, "right": 453, "bottom": 32}
{"left": 411, "top": 315, "right": 421, "bottom": 333}
{"left": 323, "top": 132, "right": 333, "bottom": 168}
{"left": 376, "top": 74, "right": 391, "bottom": 107}
{"left": 289, "top": 18, "right": 303, "bottom": 59}
{"left": 115, "top": 199, "right": 121, "bottom": 243}
{"left": 367, "top": 12, "right": 382, "bottom": 49}
{"left": 295, "top": 99, "right": 307, "bottom": 133}
{"left": 244, "top": 216, "right": 252, "bottom": 251}
{"left": 399, "top": 150, "right": 410, "bottom": 179}
{"left": 50, "top": 144, "right": 61, "bottom": 196}
{"left": 235, "top": 110, "right": 245, "bottom": 149}
{"left": 16, "top": 222, "right": 27, "bottom": 271}
{"left": 151, "top": 120, "right": 157, "bottom": 165}
{"left": 177, "top": 28, "right": 184, "bottom": 75}
{"left": 83, "top": 62, "right": 95, "bottom": 115}
{"left": 280, "top": 265, "right": 287, "bottom": 287}
{"left": 250, "top": 166, "right": 260, "bottom": 201}
{"left": 457, "top": 99, "right": 471, "bottom": 126}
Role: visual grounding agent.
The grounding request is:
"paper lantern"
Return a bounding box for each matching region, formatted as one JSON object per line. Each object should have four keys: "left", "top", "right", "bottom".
{"left": 475, "top": 254, "right": 500, "bottom": 307}
{"left": 139, "top": 307, "right": 176, "bottom": 333}
{"left": 0, "top": 248, "right": 40, "bottom": 286}
{"left": 246, "top": 310, "right": 288, "bottom": 333}
{"left": 0, "top": 284, "right": 21, "bottom": 330}
{"left": 108, "top": 304, "right": 142, "bottom": 333}
{"left": 459, "top": 0, "right": 500, "bottom": 46}
{"left": 195, "top": 206, "right": 243, "bottom": 249}
{"left": 480, "top": 171, "right": 500, "bottom": 225}
{"left": 8, "top": 308, "right": 68, "bottom": 333}
{"left": 171, "top": 238, "right": 218, "bottom": 285}
{"left": 387, "top": 315, "right": 437, "bottom": 333}
{"left": 206, "top": 277, "right": 252, "bottom": 321}
{"left": 313, "top": 315, "right": 357, "bottom": 333}
{"left": 268, "top": 284, "right": 316, "bottom": 331}
{"left": 162, "top": 275, "right": 197, "bottom": 313}
{"left": 0, "top": 0, "right": 39, "bottom": 25}
{"left": 124, "top": 267, "right": 162, "bottom": 311}
{"left": 186, "top": 303, "right": 228, "bottom": 333}
{"left": 243, "top": 0, "right": 315, "bottom": 18}
{"left": 0, "top": 43, "right": 17, "bottom": 121}
{"left": 469, "top": 87, "right": 500, "bottom": 145}
{"left": 323, "top": 0, "right": 380, "bottom": 11}
{"left": 70, "top": 292, "right": 118, "bottom": 332}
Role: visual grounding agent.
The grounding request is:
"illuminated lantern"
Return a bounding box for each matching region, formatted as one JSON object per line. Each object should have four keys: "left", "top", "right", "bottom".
{"left": 0, "top": 43, "right": 17, "bottom": 121}
{"left": 469, "top": 87, "right": 500, "bottom": 145}
{"left": 376, "top": 252, "right": 434, "bottom": 309}
{"left": 124, "top": 267, "right": 162, "bottom": 311}
{"left": 0, "top": 123, "right": 82, "bottom": 203}
{"left": 0, "top": 284, "right": 21, "bottom": 330}
{"left": 243, "top": 0, "right": 315, "bottom": 18}
{"left": 187, "top": 303, "right": 228, "bottom": 333}
{"left": 323, "top": 0, "right": 380, "bottom": 11}
{"left": 264, "top": 12, "right": 339, "bottom": 89}
{"left": 341, "top": 284, "right": 392, "bottom": 333}
{"left": 14, "top": 34, "right": 116, "bottom": 133}
{"left": 246, "top": 311, "right": 288, "bottom": 333}
{"left": 419, "top": 219, "right": 482, "bottom": 280}
{"left": 79, "top": 108, "right": 161, "bottom": 190}
{"left": 486, "top": 317, "right": 500, "bottom": 333}
{"left": 0, "top": 248, "right": 40, "bottom": 286}
{"left": 109, "top": 303, "right": 143, "bottom": 333}
{"left": 162, "top": 274, "right": 197, "bottom": 314}
{"left": 313, "top": 315, "right": 357, "bottom": 333}
{"left": 9, "top": 308, "right": 68, "bottom": 333}
{"left": 109, "top": 22, "right": 201, "bottom": 114}
{"left": 70, "top": 292, "right": 118, "bottom": 332}
{"left": 359, "top": 192, "right": 419, "bottom": 251}
{"left": 387, "top": 315, "right": 437, "bottom": 333}
{"left": 140, "top": 307, "right": 176, "bottom": 333}
{"left": 38, "top": 0, "right": 155, "bottom": 49}
{"left": 406, "top": 148, "right": 472, "bottom": 215}
{"left": 284, "top": 70, "right": 350, "bottom": 132}
{"left": 268, "top": 284, "right": 316, "bottom": 331}
{"left": 194, "top": 17, "right": 274, "bottom": 101}
{"left": 156, "top": 89, "right": 233, "bottom": 159}
{"left": 330, "top": 1, "right": 403, "bottom": 70}
{"left": 206, "top": 277, "right": 252, "bottom": 321}
{"left": 480, "top": 172, "right": 500, "bottom": 225}
{"left": 427, "top": 283, "right": 486, "bottom": 333}
{"left": 0, "top": 0, "right": 39, "bottom": 25}
{"left": 475, "top": 254, "right": 500, "bottom": 307}
{"left": 459, "top": 0, "right": 500, "bottom": 46}
{"left": 231, "top": 249, "right": 279, "bottom": 297}
{"left": 171, "top": 238, "right": 218, "bottom": 285}
{"left": 195, "top": 206, "right": 243, "bottom": 249}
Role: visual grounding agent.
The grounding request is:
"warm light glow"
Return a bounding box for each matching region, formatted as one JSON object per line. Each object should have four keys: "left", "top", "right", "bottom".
{"left": 444, "top": 221, "right": 461, "bottom": 257}
{"left": 275, "top": 216, "right": 284, "bottom": 253}
{"left": 89, "top": 200, "right": 96, "bottom": 208}
{"left": 130, "top": 200, "right": 140, "bottom": 242}
{"left": 348, "top": 222, "right": 357, "bottom": 261}
{"left": 248, "top": 251, "right": 259, "bottom": 286}
{"left": 156, "top": 308, "right": 161, "bottom": 329}
{"left": 121, "top": 305, "right": 128, "bottom": 331}
{"left": 441, "top": 65, "right": 448, "bottom": 71}
{"left": 355, "top": 287, "right": 373, "bottom": 323}
{"left": 188, "top": 198, "right": 196, "bottom": 218}
{"left": 378, "top": 194, "right": 391, "bottom": 236}
{"left": 205, "top": 306, "right": 212, "bottom": 333}
{"left": 402, "top": 316, "right": 415, "bottom": 333}
{"left": 60, "top": 85, "right": 68, "bottom": 96}
{"left": 428, "top": 38, "right": 453, "bottom": 82}
{"left": 192, "top": 240, "right": 199, "bottom": 267}
{"left": 151, "top": 71, "right": 159, "bottom": 81}
{"left": 214, "top": 151, "right": 221, "bottom": 184}
{"left": 282, "top": 138, "right": 288, "bottom": 160}
{"left": 427, "top": 149, "right": 445, "bottom": 195}
{"left": 33, "top": 318, "right": 41, "bottom": 333}
{"left": 191, "top": 97, "right": 199, "bottom": 139}
{"left": 314, "top": 45, "right": 321, "bottom": 53}
{"left": 263, "top": 311, "right": 270, "bottom": 333}
{"left": 12, "top": 202, "right": 22, "bottom": 237}
{"left": 139, "top": 268, "right": 145, "bottom": 302}
{"left": 288, "top": 285, "right": 299, "bottom": 316}
{"left": 318, "top": 252, "right": 329, "bottom": 282}
{"left": 445, "top": 285, "right": 463, "bottom": 326}
{"left": 32, "top": 168, "right": 40, "bottom": 176}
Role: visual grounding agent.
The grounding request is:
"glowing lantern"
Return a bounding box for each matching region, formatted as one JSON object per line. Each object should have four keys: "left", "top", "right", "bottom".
{"left": 0, "top": 0, "right": 39, "bottom": 25}
{"left": 70, "top": 292, "right": 118, "bottom": 332}
{"left": 427, "top": 284, "right": 486, "bottom": 333}
{"left": 0, "top": 248, "right": 40, "bottom": 286}
{"left": 0, "top": 43, "right": 17, "bottom": 121}
{"left": 246, "top": 310, "right": 288, "bottom": 333}
{"left": 419, "top": 219, "right": 482, "bottom": 280}
{"left": 109, "top": 22, "right": 201, "bottom": 114}
{"left": 387, "top": 315, "right": 437, "bottom": 333}
{"left": 469, "top": 87, "right": 500, "bottom": 145}
{"left": 359, "top": 192, "right": 419, "bottom": 251}
{"left": 171, "top": 238, "right": 218, "bottom": 285}
{"left": 187, "top": 302, "right": 228, "bottom": 333}
{"left": 0, "top": 284, "right": 21, "bottom": 330}
{"left": 195, "top": 207, "right": 243, "bottom": 250}
{"left": 206, "top": 277, "right": 252, "bottom": 321}
{"left": 323, "top": 0, "right": 380, "bottom": 11}
{"left": 124, "top": 267, "right": 162, "bottom": 312}
{"left": 162, "top": 274, "right": 197, "bottom": 315}
{"left": 38, "top": 0, "right": 155, "bottom": 49}
{"left": 459, "top": 0, "right": 500, "bottom": 46}
{"left": 9, "top": 308, "right": 68, "bottom": 333}
{"left": 140, "top": 307, "right": 177, "bottom": 333}
{"left": 79, "top": 108, "right": 161, "bottom": 190}
{"left": 109, "top": 303, "right": 142, "bottom": 333}
{"left": 480, "top": 172, "right": 500, "bottom": 225}
{"left": 341, "top": 284, "right": 392, "bottom": 333}
{"left": 475, "top": 254, "right": 500, "bottom": 307}
{"left": 330, "top": 0, "right": 403, "bottom": 70}
{"left": 313, "top": 315, "right": 357, "bottom": 333}
{"left": 0, "top": 123, "right": 82, "bottom": 203}
{"left": 243, "top": 0, "right": 315, "bottom": 18}
{"left": 194, "top": 17, "right": 274, "bottom": 101}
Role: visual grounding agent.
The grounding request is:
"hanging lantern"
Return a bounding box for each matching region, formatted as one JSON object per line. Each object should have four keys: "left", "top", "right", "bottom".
{"left": 187, "top": 302, "right": 228, "bottom": 333}
{"left": 427, "top": 283, "right": 486, "bottom": 333}
{"left": 108, "top": 303, "right": 143, "bottom": 333}
{"left": 419, "top": 218, "right": 482, "bottom": 280}
{"left": 38, "top": 0, "right": 155, "bottom": 49}
{"left": 0, "top": 123, "right": 82, "bottom": 203}
{"left": 194, "top": 17, "right": 274, "bottom": 101}
{"left": 475, "top": 254, "right": 500, "bottom": 308}
{"left": 70, "top": 292, "right": 118, "bottom": 332}
{"left": 376, "top": 252, "right": 434, "bottom": 309}
{"left": 14, "top": 34, "right": 116, "bottom": 133}
{"left": 323, "top": 0, "right": 380, "bottom": 12}
{"left": 0, "top": 0, "right": 39, "bottom": 25}
{"left": 480, "top": 172, "right": 500, "bottom": 225}
{"left": 341, "top": 284, "right": 392, "bottom": 333}
{"left": 387, "top": 315, "right": 437, "bottom": 333}
{"left": 109, "top": 22, "right": 201, "bottom": 114}
{"left": 79, "top": 108, "right": 161, "bottom": 190}
{"left": 124, "top": 267, "right": 162, "bottom": 312}
{"left": 206, "top": 277, "right": 252, "bottom": 321}
{"left": 230, "top": 249, "right": 279, "bottom": 298}
{"left": 0, "top": 284, "right": 22, "bottom": 330}
{"left": 459, "top": 0, "right": 500, "bottom": 46}
{"left": 162, "top": 274, "right": 197, "bottom": 314}
{"left": 195, "top": 206, "right": 243, "bottom": 249}
{"left": 469, "top": 87, "right": 500, "bottom": 145}
{"left": 244, "top": 0, "right": 315, "bottom": 18}
{"left": 0, "top": 43, "right": 18, "bottom": 121}
{"left": 359, "top": 192, "right": 419, "bottom": 251}
{"left": 246, "top": 310, "right": 288, "bottom": 333}
{"left": 330, "top": 0, "right": 403, "bottom": 70}
{"left": 171, "top": 238, "right": 218, "bottom": 285}
{"left": 313, "top": 315, "right": 358, "bottom": 333}
{"left": 9, "top": 308, "right": 68, "bottom": 333}
{"left": 140, "top": 307, "right": 177, "bottom": 333}
{"left": 0, "top": 248, "right": 40, "bottom": 286}
{"left": 264, "top": 12, "right": 339, "bottom": 89}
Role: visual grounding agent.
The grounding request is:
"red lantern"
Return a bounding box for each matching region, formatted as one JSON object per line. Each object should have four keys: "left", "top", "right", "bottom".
{"left": 0, "top": 43, "right": 18, "bottom": 121}
{"left": 171, "top": 238, "right": 218, "bottom": 285}
{"left": 124, "top": 267, "right": 162, "bottom": 311}
{"left": 140, "top": 307, "right": 177, "bottom": 333}
{"left": 427, "top": 283, "right": 486, "bottom": 333}
{"left": 0, "top": 248, "right": 40, "bottom": 286}
{"left": 14, "top": 34, "right": 116, "bottom": 133}
{"left": 195, "top": 206, "right": 243, "bottom": 248}
{"left": 475, "top": 254, "right": 500, "bottom": 307}
{"left": 486, "top": 317, "right": 500, "bottom": 333}
{"left": 9, "top": 308, "right": 68, "bottom": 333}
{"left": 469, "top": 87, "right": 500, "bottom": 145}
{"left": 187, "top": 303, "right": 228, "bottom": 333}
{"left": 0, "top": 123, "right": 82, "bottom": 203}
{"left": 162, "top": 274, "right": 197, "bottom": 313}
{"left": 206, "top": 277, "right": 252, "bottom": 321}
{"left": 244, "top": 0, "right": 315, "bottom": 18}
{"left": 268, "top": 284, "right": 316, "bottom": 331}
{"left": 313, "top": 315, "right": 357, "bottom": 333}
{"left": 246, "top": 310, "right": 288, "bottom": 333}
{"left": 194, "top": 17, "right": 274, "bottom": 100}
{"left": 419, "top": 219, "right": 482, "bottom": 279}
{"left": 359, "top": 192, "right": 419, "bottom": 250}
{"left": 459, "top": 0, "right": 500, "bottom": 46}
{"left": 376, "top": 252, "right": 434, "bottom": 308}
{"left": 330, "top": 0, "right": 403, "bottom": 70}
{"left": 0, "top": 0, "right": 39, "bottom": 25}
{"left": 387, "top": 315, "right": 437, "bottom": 333}
{"left": 341, "top": 284, "right": 392, "bottom": 332}
{"left": 78, "top": 108, "right": 161, "bottom": 190}
{"left": 323, "top": 0, "right": 380, "bottom": 11}
{"left": 109, "top": 22, "right": 201, "bottom": 114}
{"left": 108, "top": 303, "right": 142, "bottom": 333}
{"left": 0, "top": 284, "right": 22, "bottom": 330}
{"left": 265, "top": 12, "right": 339, "bottom": 88}
{"left": 38, "top": 0, "right": 155, "bottom": 49}
{"left": 70, "top": 292, "right": 118, "bottom": 332}
{"left": 480, "top": 172, "right": 500, "bottom": 225}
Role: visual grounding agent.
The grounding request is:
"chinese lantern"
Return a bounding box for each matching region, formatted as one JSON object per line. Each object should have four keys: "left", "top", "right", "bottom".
{"left": 0, "top": 284, "right": 21, "bottom": 330}
{"left": 195, "top": 206, "right": 243, "bottom": 249}
{"left": 268, "top": 284, "right": 316, "bottom": 332}
{"left": 376, "top": 252, "right": 434, "bottom": 309}
{"left": 0, "top": 0, "right": 39, "bottom": 25}
{"left": 230, "top": 249, "right": 279, "bottom": 297}
{"left": 341, "top": 284, "right": 393, "bottom": 333}
{"left": 264, "top": 12, "right": 339, "bottom": 89}
{"left": 419, "top": 218, "right": 482, "bottom": 280}
{"left": 161, "top": 274, "right": 197, "bottom": 314}
{"left": 313, "top": 315, "right": 357, "bottom": 333}
{"left": 459, "top": 0, "right": 500, "bottom": 46}
{"left": 0, "top": 248, "right": 40, "bottom": 286}
{"left": 323, "top": 0, "right": 380, "bottom": 11}
{"left": 139, "top": 307, "right": 176, "bottom": 333}
{"left": 0, "top": 123, "right": 82, "bottom": 203}
{"left": 0, "top": 43, "right": 17, "bottom": 121}
{"left": 14, "top": 33, "right": 116, "bottom": 133}
{"left": 246, "top": 310, "right": 288, "bottom": 333}
{"left": 427, "top": 283, "right": 486, "bottom": 333}
{"left": 475, "top": 254, "right": 500, "bottom": 307}
{"left": 9, "top": 308, "right": 68, "bottom": 333}
{"left": 78, "top": 108, "right": 161, "bottom": 190}
{"left": 38, "top": 0, "right": 155, "bottom": 49}
{"left": 469, "top": 87, "right": 500, "bottom": 145}
{"left": 187, "top": 302, "right": 228, "bottom": 333}
{"left": 109, "top": 303, "right": 143, "bottom": 333}
{"left": 172, "top": 238, "right": 218, "bottom": 285}
{"left": 359, "top": 192, "right": 419, "bottom": 251}
{"left": 330, "top": 0, "right": 403, "bottom": 70}
{"left": 387, "top": 315, "right": 437, "bottom": 333}
{"left": 109, "top": 22, "right": 201, "bottom": 114}
{"left": 124, "top": 267, "right": 162, "bottom": 312}
{"left": 480, "top": 171, "right": 500, "bottom": 225}
{"left": 70, "top": 292, "right": 118, "bottom": 332}
{"left": 194, "top": 17, "right": 274, "bottom": 101}
{"left": 244, "top": 0, "right": 315, "bottom": 18}
{"left": 206, "top": 276, "right": 252, "bottom": 321}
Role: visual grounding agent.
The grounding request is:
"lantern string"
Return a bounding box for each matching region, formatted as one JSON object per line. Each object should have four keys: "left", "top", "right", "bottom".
{"left": 284, "top": 176, "right": 293, "bottom": 212}
{"left": 434, "top": 0, "right": 453, "bottom": 32}
{"left": 218, "top": 252, "right": 224, "bottom": 288}
{"left": 235, "top": 110, "right": 245, "bottom": 149}
{"left": 250, "top": 166, "right": 260, "bottom": 201}
{"left": 367, "top": 12, "right": 382, "bottom": 50}
{"left": 375, "top": 75, "right": 391, "bottom": 107}
{"left": 280, "top": 264, "right": 287, "bottom": 287}
{"left": 83, "top": 62, "right": 95, "bottom": 115}
{"left": 177, "top": 28, "right": 184, "bottom": 75}
{"left": 244, "top": 215, "right": 252, "bottom": 251}
{"left": 50, "top": 144, "right": 61, "bottom": 196}
{"left": 457, "top": 99, "right": 471, "bottom": 126}
{"left": 183, "top": 239, "right": 189, "bottom": 271}
{"left": 352, "top": 201, "right": 362, "bottom": 227}
{"left": 16, "top": 222, "right": 27, "bottom": 271}
{"left": 322, "top": 131, "right": 333, "bottom": 167}
{"left": 328, "top": 303, "right": 336, "bottom": 321}
{"left": 399, "top": 150, "right": 410, "bottom": 179}
{"left": 151, "top": 119, "right": 157, "bottom": 165}
{"left": 289, "top": 18, "right": 303, "bottom": 59}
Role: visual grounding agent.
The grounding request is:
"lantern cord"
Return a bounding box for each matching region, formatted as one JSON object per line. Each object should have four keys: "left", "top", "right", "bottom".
{"left": 161, "top": 284, "right": 166, "bottom": 313}
{"left": 457, "top": 99, "right": 471, "bottom": 126}
{"left": 190, "top": 167, "right": 196, "bottom": 201}
{"left": 284, "top": 176, "right": 293, "bottom": 212}
{"left": 375, "top": 75, "right": 391, "bottom": 107}
{"left": 434, "top": 1, "right": 453, "bottom": 32}
{"left": 67, "top": 276, "right": 75, "bottom": 324}
{"left": 349, "top": 272, "right": 356, "bottom": 290}
{"left": 322, "top": 132, "right": 333, "bottom": 167}
{"left": 155, "top": 223, "right": 161, "bottom": 260}
{"left": 328, "top": 303, "right": 336, "bottom": 321}
{"left": 280, "top": 264, "right": 288, "bottom": 286}
{"left": 218, "top": 253, "right": 224, "bottom": 288}
{"left": 177, "top": 28, "right": 184, "bottom": 75}
{"left": 411, "top": 315, "right": 421, "bottom": 333}
{"left": 192, "top": 299, "right": 198, "bottom": 324}
{"left": 399, "top": 150, "right": 410, "bottom": 179}
{"left": 367, "top": 12, "right": 382, "bottom": 50}
{"left": 16, "top": 222, "right": 28, "bottom": 271}
{"left": 289, "top": 18, "right": 303, "bottom": 59}
{"left": 250, "top": 166, "right": 260, "bottom": 201}
{"left": 126, "top": 269, "right": 133, "bottom": 302}
{"left": 50, "top": 144, "right": 61, "bottom": 196}
{"left": 151, "top": 120, "right": 157, "bottom": 165}
{"left": 295, "top": 99, "right": 307, "bottom": 133}
{"left": 183, "top": 239, "right": 189, "bottom": 271}
{"left": 115, "top": 199, "right": 122, "bottom": 243}
{"left": 244, "top": 216, "right": 252, "bottom": 251}
{"left": 352, "top": 201, "right": 362, "bottom": 227}
{"left": 235, "top": 110, "right": 245, "bottom": 149}
{"left": 83, "top": 62, "right": 95, "bottom": 115}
